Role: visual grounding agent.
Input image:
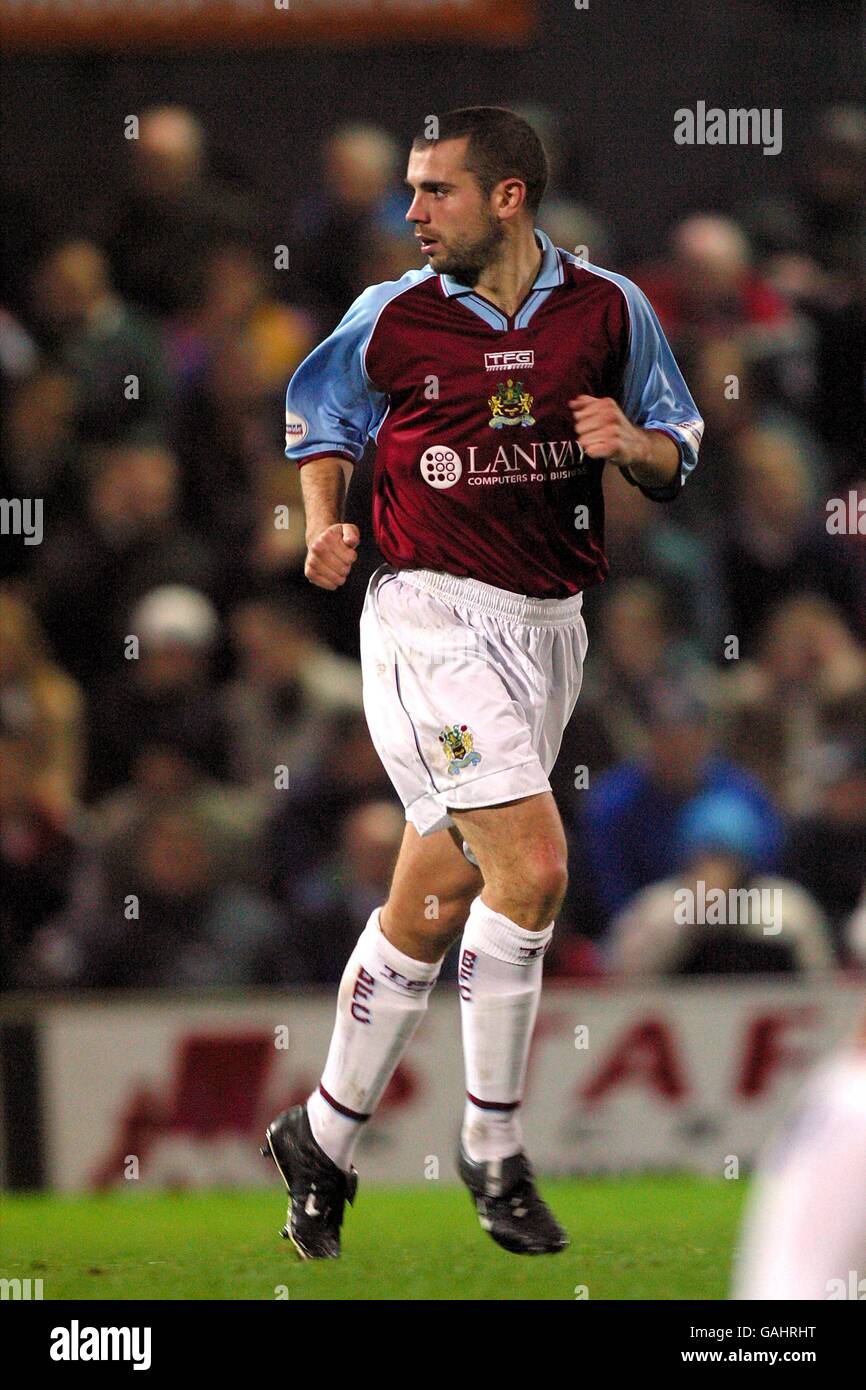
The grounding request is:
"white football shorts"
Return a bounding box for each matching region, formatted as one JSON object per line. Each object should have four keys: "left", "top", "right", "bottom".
{"left": 359, "top": 563, "right": 588, "bottom": 837}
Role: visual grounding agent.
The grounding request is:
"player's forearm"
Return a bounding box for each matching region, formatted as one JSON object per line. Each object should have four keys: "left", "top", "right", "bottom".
{"left": 569, "top": 396, "right": 684, "bottom": 488}
{"left": 621, "top": 428, "right": 681, "bottom": 489}
{"left": 300, "top": 456, "right": 351, "bottom": 544}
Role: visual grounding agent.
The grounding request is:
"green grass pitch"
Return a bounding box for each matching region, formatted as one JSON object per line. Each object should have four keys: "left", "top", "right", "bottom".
{"left": 1, "top": 1176, "right": 746, "bottom": 1300}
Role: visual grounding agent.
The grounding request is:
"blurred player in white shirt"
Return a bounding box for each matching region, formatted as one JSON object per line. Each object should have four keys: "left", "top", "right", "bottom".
{"left": 733, "top": 1010, "right": 866, "bottom": 1300}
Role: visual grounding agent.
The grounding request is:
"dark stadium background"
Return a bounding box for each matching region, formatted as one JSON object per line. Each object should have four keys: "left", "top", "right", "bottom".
{"left": 0, "top": 0, "right": 863, "bottom": 1198}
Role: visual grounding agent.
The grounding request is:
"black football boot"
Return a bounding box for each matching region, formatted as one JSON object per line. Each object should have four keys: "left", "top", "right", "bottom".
{"left": 261, "top": 1104, "right": 357, "bottom": 1260}
{"left": 457, "top": 1142, "right": 569, "bottom": 1255}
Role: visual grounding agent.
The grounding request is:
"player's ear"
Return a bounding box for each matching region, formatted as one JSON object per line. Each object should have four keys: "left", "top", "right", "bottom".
{"left": 496, "top": 178, "right": 527, "bottom": 218}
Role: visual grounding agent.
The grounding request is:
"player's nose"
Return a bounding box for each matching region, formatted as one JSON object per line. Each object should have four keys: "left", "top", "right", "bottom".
{"left": 405, "top": 195, "right": 427, "bottom": 224}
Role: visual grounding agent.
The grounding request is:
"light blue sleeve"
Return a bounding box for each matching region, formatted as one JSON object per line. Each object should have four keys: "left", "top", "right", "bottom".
{"left": 284, "top": 284, "right": 391, "bottom": 466}
{"left": 615, "top": 275, "right": 704, "bottom": 498}
{"left": 580, "top": 263, "right": 705, "bottom": 499}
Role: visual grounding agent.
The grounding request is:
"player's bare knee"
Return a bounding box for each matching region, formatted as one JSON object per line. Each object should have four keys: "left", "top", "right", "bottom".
{"left": 486, "top": 847, "right": 567, "bottom": 928}
{"left": 523, "top": 841, "right": 568, "bottom": 912}
{"left": 520, "top": 882, "right": 567, "bottom": 931}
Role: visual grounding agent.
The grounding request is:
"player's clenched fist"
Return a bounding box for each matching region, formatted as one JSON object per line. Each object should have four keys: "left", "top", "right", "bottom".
{"left": 305, "top": 523, "right": 360, "bottom": 590}
{"left": 568, "top": 394, "right": 644, "bottom": 468}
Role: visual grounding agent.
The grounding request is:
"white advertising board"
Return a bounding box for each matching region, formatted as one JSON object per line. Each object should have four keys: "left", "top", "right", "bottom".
{"left": 35, "top": 979, "right": 865, "bottom": 1189}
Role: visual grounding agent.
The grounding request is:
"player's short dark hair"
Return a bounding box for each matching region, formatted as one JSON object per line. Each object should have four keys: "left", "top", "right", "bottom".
{"left": 412, "top": 107, "right": 549, "bottom": 215}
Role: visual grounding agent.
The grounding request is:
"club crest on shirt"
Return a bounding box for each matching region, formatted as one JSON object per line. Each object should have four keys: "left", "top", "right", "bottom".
{"left": 488, "top": 378, "right": 535, "bottom": 429}
{"left": 439, "top": 723, "right": 482, "bottom": 774}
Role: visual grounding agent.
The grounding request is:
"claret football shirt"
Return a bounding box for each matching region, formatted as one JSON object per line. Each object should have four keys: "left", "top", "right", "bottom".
{"left": 285, "top": 228, "right": 704, "bottom": 599}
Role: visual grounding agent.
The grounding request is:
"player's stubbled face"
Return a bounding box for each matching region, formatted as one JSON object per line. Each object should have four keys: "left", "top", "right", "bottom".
{"left": 405, "top": 138, "right": 505, "bottom": 285}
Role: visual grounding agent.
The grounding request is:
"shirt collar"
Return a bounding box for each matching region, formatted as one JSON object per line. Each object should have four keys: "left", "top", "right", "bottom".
{"left": 440, "top": 228, "right": 563, "bottom": 298}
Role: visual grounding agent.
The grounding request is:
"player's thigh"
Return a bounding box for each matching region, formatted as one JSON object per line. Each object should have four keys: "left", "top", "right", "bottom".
{"left": 449, "top": 791, "right": 568, "bottom": 904}
{"left": 382, "top": 820, "right": 481, "bottom": 948}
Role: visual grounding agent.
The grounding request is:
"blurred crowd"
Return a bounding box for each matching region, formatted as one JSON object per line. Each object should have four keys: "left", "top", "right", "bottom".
{"left": 1, "top": 102, "right": 864, "bottom": 992}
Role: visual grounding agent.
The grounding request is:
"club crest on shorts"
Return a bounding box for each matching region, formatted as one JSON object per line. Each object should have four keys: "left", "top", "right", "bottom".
{"left": 439, "top": 723, "right": 482, "bottom": 774}
{"left": 488, "top": 378, "right": 535, "bottom": 429}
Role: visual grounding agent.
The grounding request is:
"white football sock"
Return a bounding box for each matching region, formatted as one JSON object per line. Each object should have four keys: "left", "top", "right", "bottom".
{"left": 458, "top": 896, "right": 553, "bottom": 1163}
{"left": 307, "top": 907, "right": 441, "bottom": 1171}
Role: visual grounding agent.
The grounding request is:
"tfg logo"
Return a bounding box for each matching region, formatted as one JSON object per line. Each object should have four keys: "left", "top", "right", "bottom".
{"left": 518, "top": 940, "right": 550, "bottom": 961}
{"left": 484, "top": 350, "right": 534, "bottom": 372}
